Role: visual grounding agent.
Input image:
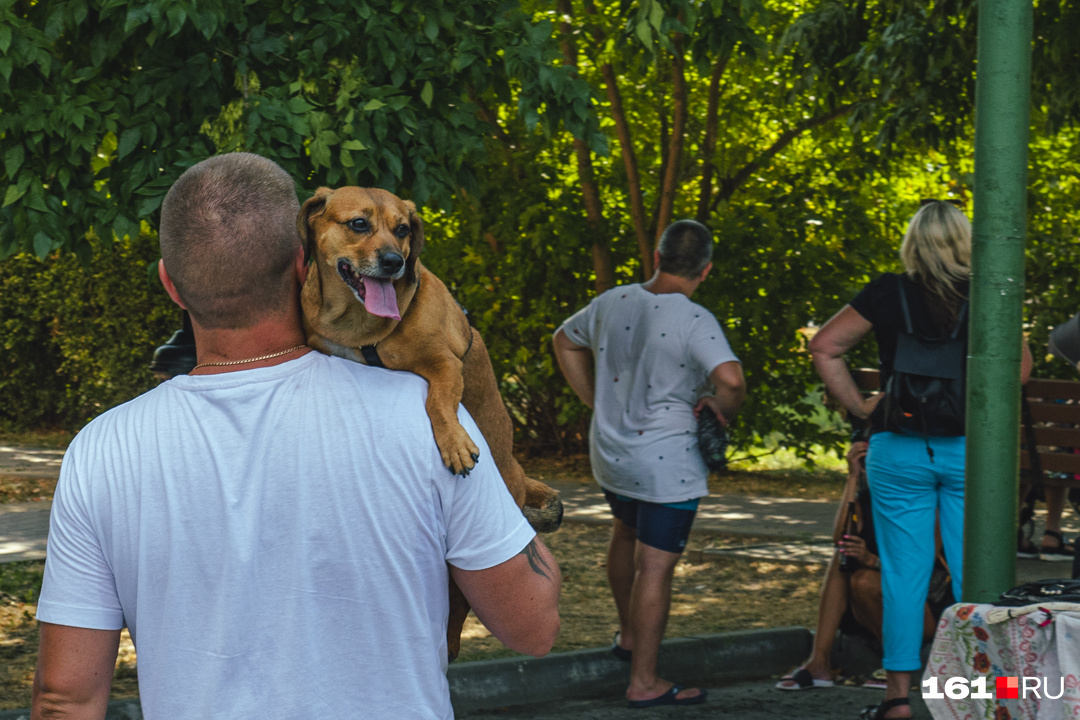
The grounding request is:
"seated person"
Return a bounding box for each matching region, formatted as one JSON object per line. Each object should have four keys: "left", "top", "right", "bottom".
{"left": 776, "top": 440, "right": 953, "bottom": 690}
{"left": 1017, "top": 482, "right": 1075, "bottom": 560}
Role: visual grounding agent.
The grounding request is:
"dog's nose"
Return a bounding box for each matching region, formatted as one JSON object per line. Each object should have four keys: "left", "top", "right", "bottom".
{"left": 379, "top": 252, "right": 404, "bottom": 275}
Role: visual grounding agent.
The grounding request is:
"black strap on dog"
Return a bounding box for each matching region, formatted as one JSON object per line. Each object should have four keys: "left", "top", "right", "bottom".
{"left": 359, "top": 345, "right": 384, "bottom": 368}
{"left": 359, "top": 300, "right": 472, "bottom": 370}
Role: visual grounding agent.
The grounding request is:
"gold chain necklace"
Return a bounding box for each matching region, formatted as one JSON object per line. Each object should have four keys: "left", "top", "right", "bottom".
{"left": 191, "top": 344, "right": 308, "bottom": 372}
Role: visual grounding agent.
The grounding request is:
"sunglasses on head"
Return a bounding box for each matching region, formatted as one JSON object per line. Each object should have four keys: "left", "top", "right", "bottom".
{"left": 920, "top": 198, "right": 965, "bottom": 207}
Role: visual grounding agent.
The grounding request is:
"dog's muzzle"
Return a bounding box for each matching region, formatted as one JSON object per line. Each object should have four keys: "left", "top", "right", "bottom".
{"left": 336, "top": 258, "right": 402, "bottom": 320}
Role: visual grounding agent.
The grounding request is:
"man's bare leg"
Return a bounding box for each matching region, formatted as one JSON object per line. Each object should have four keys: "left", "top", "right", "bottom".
{"left": 625, "top": 541, "right": 703, "bottom": 703}
{"left": 607, "top": 519, "right": 637, "bottom": 652}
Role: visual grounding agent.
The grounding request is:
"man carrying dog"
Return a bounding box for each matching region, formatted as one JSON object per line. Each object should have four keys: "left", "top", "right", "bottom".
{"left": 553, "top": 219, "right": 745, "bottom": 708}
{"left": 32, "top": 152, "right": 560, "bottom": 719}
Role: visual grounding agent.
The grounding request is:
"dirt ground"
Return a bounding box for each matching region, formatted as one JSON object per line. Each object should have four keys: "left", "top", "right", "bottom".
{"left": 0, "top": 475, "right": 57, "bottom": 504}
{"left": 457, "top": 522, "right": 824, "bottom": 663}
{"left": 0, "top": 454, "right": 839, "bottom": 711}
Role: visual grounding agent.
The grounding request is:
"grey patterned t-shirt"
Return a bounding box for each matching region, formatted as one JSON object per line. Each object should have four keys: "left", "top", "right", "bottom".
{"left": 559, "top": 283, "right": 739, "bottom": 503}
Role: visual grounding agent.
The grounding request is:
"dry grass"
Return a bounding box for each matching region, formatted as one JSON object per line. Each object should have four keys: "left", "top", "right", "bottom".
{"left": 0, "top": 524, "right": 826, "bottom": 711}
{"left": 0, "top": 475, "right": 57, "bottom": 504}
{"left": 0, "top": 562, "right": 140, "bottom": 711}
{"left": 0, "top": 451, "right": 831, "bottom": 710}
{"left": 0, "top": 430, "right": 75, "bottom": 449}
{"left": 455, "top": 522, "right": 823, "bottom": 663}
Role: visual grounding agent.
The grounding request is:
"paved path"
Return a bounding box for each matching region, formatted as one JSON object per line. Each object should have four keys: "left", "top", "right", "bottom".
{"left": 0, "top": 447, "right": 841, "bottom": 564}
{"left": 0, "top": 445, "right": 61, "bottom": 563}
{"left": 0, "top": 444, "right": 64, "bottom": 477}
{"left": 0, "top": 502, "right": 50, "bottom": 562}
{"left": 2, "top": 445, "right": 1076, "bottom": 586}
{"left": 547, "top": 478, "right": 838, "bottom": 539}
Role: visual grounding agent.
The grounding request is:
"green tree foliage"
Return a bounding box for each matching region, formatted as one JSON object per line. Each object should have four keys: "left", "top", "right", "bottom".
{"left": 0, "top": 0, "right": 605, "bottom": 259}
{"left": 0, "top": 233, "right": 176, "bottom": 431}
{"left": 4, "top": 0, "right": 1080, "bottom": 462}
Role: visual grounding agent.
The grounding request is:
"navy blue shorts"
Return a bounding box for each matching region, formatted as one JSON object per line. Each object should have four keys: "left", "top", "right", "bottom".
{"left": 603, "top": 490, "right": 699, "bottom": 554}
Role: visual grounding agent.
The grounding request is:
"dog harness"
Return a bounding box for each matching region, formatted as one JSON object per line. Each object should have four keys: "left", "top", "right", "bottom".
{"left": 359, "top": 345, "right": 385, "bottom": 368}
{"left": 360, "top": 303, "right": 473, "bottom": 369}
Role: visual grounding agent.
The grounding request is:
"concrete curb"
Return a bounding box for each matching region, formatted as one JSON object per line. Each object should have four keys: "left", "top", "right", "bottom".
{"left": 449, "top": 626, "right": 811, "bottom": 714}
{"left": 0, "top": 626, "right": 811, "bottom": 718}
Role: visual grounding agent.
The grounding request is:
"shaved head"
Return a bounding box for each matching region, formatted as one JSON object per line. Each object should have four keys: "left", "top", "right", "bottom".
{"left": 159, "top": 153, "right": 301, "bottom": 329}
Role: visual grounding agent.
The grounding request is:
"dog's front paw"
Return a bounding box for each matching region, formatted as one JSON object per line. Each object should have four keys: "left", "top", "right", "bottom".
{"left": 436, "top": 425, "right": 481, "bottom": 477}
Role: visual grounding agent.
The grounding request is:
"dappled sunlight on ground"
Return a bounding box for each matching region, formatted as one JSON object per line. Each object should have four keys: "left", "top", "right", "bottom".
{"left": 461, "top": 616, "right": 493, "bottom": 640}
{"left": 456, "top": 523, "right": 824, "bottom": 664}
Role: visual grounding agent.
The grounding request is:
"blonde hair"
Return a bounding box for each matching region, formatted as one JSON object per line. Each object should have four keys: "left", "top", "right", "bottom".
{"left": 899, "top": 201, "right": 971, "bottom": 326}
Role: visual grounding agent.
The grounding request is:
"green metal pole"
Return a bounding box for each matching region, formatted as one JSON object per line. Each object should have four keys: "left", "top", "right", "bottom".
{"left": 964, "top": 0, "right": 1033, "bottom": 603}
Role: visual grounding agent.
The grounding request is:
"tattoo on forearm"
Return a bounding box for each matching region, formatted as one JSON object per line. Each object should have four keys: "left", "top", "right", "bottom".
{"left": 519, "top": 539, "right": 552, "bottom": 580}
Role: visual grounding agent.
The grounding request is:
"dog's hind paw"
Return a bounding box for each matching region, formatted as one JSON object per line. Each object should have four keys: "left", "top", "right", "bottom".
{"left": 523, "top": 495, "right": 564, "bottom": 534}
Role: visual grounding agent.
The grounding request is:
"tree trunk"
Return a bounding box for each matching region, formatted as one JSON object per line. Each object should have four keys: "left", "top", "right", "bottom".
{"left": 558, "top": 0, "right": 615, "bottom": 293}
{"left": 696, "top": 52, "right": 731, "bottom": 224}
{"left": 655, "top": 36, "right": 688, "bottom": 242}
{"left": 601, "top": 63, "right": 652, "bottom": 279}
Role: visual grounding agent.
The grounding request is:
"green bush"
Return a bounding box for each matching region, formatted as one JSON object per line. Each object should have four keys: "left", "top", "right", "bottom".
{"left": 0, "top": 234, "right": 178, "bottom": 432}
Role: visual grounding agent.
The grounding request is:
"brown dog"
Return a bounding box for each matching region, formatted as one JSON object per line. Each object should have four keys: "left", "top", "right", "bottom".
{"left": 297, "top": 186, "right": 563, "bottom": 659}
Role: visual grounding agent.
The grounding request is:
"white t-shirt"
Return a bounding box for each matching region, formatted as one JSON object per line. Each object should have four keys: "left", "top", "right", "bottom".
{"left": 559, "top": 284, "right": 739, "bottom": 503}
{"left": 36, "top": 352, "right": 535, "bottom": 720}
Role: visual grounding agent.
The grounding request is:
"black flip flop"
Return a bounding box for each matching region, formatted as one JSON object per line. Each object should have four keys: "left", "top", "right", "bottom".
{"left": 628, "top": 685, "right": 707, "bottom": 709}
{"left": 859, "top": 697, "right": 910, "bottom": 719}
{"left": 776, "top": 667, "right": 834, "bottom": 690}
{"left": 611, "top": 631, "right": 632, "bottom": 662}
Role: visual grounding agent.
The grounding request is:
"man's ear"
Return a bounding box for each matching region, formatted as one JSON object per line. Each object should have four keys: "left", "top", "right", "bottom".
{"left": 296, "top": 187, "right": 333, "bottom": 263}
{"left": 158, "top": 259, "right": 186, "bottom": 309}
{"left": 699, "top": 261, "right": 713, "bottom": 282}
{"left": 292, "top": 245, "right": 308, "bottom": 287}
{"left": 652, "top": 250, "right": 661, "bottom": 275}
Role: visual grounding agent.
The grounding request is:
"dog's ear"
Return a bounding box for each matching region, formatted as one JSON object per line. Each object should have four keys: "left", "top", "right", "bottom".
{"left": 405, "top": 200, "right": 425, "bottom": 284}
{"left": 297, "top": 187, "right": 333, "bottom": 263}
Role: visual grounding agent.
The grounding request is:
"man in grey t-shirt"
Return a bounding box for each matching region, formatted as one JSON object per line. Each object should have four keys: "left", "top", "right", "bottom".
{"left": 554, "top": 219, "right": 745, "bottom": 708}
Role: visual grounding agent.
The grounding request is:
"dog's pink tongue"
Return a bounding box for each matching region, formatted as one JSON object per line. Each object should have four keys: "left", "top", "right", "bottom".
{"left": 361, "top": 276, "right": 401, "bottom": 320}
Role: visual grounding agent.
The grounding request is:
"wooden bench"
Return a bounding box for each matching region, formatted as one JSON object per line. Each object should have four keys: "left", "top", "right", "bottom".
{"left": 851, "top": 368, "right": 1080, "bottom": 486}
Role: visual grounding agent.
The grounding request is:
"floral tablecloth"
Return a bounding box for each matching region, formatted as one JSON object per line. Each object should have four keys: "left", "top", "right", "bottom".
{"left": 923, "top": 602, "right": 1080, "bottom": 720}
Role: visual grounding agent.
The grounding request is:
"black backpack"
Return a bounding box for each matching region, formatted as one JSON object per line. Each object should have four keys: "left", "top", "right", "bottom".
{"left": 881, "top": 276, "right": 968, "bottom": 452}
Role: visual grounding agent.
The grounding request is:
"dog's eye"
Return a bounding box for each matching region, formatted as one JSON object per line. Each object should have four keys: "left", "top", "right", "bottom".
{"left": 346, "top": 217, "right": 370, "bottom": 233}
{"left": 394, "top": 224, "right": 410, "bottom": 239}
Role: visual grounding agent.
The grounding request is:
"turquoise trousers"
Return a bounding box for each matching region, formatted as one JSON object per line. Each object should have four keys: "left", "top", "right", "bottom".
{"left": 866, "top": 431, "right": 965, "bottom": 671}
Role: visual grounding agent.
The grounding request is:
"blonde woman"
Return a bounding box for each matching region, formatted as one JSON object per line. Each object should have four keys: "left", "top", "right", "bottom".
{"left": 809, "top": 200, "right": 1032, "bottom": 720}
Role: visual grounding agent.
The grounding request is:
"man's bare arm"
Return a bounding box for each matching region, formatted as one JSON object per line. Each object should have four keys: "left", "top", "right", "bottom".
{"left": 695, "top": 360, "right": 746, "bottom": 423}
{"left": 33, "top": 623, "right": 120, "bottom": 720}
{"left": 450, "top": 537, "right": 561, "bottom": 657}
{"left": 552, "top": 328, "right": 595, "bottom": 409}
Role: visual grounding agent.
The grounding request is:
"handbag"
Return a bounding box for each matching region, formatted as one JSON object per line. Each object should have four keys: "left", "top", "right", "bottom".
{"left": 996, "top": 579, "right": 1080, "bottom": 606}
{"left": 697, "top": 406, "right": 729, "bottom": 472}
